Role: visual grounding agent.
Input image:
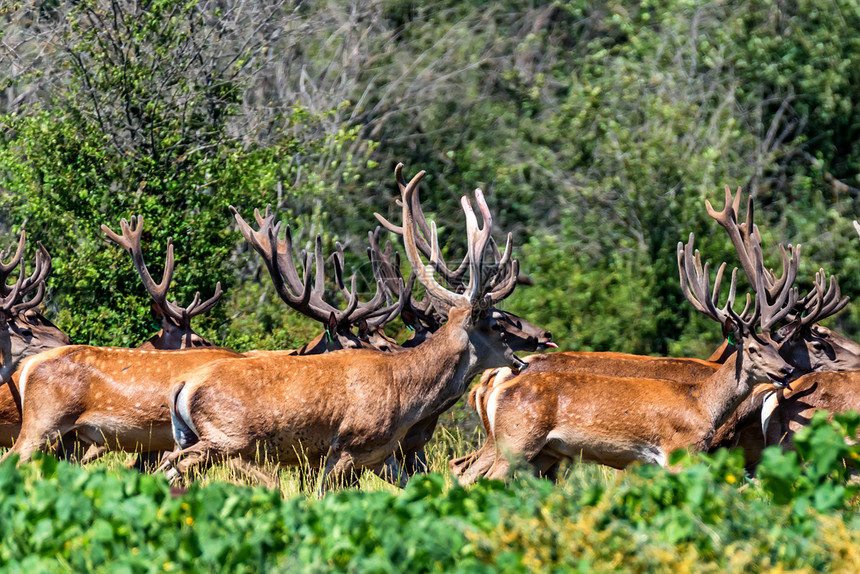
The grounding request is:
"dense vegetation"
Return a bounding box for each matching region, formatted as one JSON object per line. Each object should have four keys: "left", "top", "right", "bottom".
{"left": 1, "top": 412, "right": 859, "bottom": 572}
{"left": 2, "top": 0, "right": 859, "bottom": 353}
{"left": 3, "top": 1, "right": 860, "bottom": 570}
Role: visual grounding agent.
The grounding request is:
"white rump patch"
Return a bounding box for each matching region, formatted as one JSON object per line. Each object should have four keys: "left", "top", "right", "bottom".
{"left": 17, "top": 357, "right": 39, "bottom": 406}
{"left": 760, "top": 390, "right": 779, "bottom": 446}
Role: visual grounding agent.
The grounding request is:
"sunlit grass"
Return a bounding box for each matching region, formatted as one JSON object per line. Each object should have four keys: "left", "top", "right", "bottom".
{"left": 0, "top": 413, "right": 620, "bottom": 498}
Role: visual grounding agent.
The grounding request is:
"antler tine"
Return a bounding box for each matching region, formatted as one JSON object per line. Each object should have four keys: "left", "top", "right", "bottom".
{"left": 400, "top": 166, "right": 470, "bottom": 308}
{"left": 0, "top": 229, "right": 27, "bottom": 294}
{"left": 752, "top": 233, "right": 799, "bottom": 332}
{"left": 854, "top": 220, "right": 860, "bottom": 239}
{"left": 180, "top": 282, "right": 224, "bottom": 324}
{"left": 461, "top": 188, "right": 494, "bottom": 303}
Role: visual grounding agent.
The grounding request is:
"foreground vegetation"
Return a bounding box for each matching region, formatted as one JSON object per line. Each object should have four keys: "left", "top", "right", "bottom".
{"left": 0, "top": 412, "right": 858, "bottom": 572}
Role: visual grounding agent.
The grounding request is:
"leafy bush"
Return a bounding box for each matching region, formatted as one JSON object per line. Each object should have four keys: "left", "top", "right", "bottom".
{"left": 1, "top": 412, "right": 859, "bottom": 572}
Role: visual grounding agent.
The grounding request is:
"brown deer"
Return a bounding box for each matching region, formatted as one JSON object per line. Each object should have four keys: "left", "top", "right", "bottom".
{"left": 370, "top": 172, "right": 555, "bottom": 478}
{"left": 158, "top": 164, "right": 537, "bottom": 491}
{"left": 454, "top": 187, "right": 854, "bottom": 481}
{"left": 2, "top": 206, "right": 414, "bottom": 465}
{"left": 470, "top": 230, "right": 798, "bottom": 481}
{"left": 0, "top": 234, "right": 70, "bottom": 445}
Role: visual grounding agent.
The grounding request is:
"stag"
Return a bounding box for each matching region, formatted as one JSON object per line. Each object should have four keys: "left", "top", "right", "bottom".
{"left": 467, "top": 228, "right": 798, "bottom": 481}
{"left": 159, "top": 164, "right": 538, "bottom": 492}
{"left": 102, "top": 216, "right": 223, "bottom": 349}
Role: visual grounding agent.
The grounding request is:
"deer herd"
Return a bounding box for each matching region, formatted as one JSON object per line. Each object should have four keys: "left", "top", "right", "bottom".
{"left": 0, "top": 164, "right": 857, "bottom": 493}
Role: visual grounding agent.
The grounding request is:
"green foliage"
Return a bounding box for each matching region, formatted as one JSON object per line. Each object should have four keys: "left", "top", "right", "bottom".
{"left": 1, "top": 413, "right": 860, "bottom": 572}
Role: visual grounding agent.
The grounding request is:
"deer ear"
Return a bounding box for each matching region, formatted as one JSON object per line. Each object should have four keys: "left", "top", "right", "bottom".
{"left": 401, "top": 308, "right": 417, "bottom": 329}
{"left": 327, "top": 312, "right": 338, "bottom": 334}
{"left": 357, "top": 320, "right": 369, "bottom": 338}
{"left": 779, "top": 318, "right": 802, "bottom": 342}
{"left": 722, "top": 317, "right": 739, "bottom": 345}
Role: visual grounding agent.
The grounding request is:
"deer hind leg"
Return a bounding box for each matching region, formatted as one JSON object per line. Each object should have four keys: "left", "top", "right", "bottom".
{"left": 457, "top": 441, "right": 498, "bottom": 486}
{"left": 483, "top": 427, "right": 550, "bottom": 482}
{"left": 225, "top": 457, "right": 280, "bottom": 489}
{"left": 316, "top": 450, "right": 358, "bottom": 496}
{"left": 373, "top": 455, "right": 408, "bottom": 488}
{"left": 159, "top": 442, "right": 217, "bottom": 485}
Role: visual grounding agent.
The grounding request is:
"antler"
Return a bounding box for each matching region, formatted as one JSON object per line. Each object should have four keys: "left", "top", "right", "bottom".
{"left": 678, "top": 232, "right": 744, "bottom": 328}
{"left": 678, "top": 231, "right": 797, "bottom": 334}
{"left": 793, "top": 269, "right": 849, "bottom": 328}
{"left": 366, "top": 227, "right": 443, "bottom": 330}
{"left": 707, "top": 185, "right": 800, "bottom": 305}
{"left": 232, "top": 206, "right": 399, "bottom": 331}
{"left": 331, "top": 239, "right": 404, "bottom": 328}
{"left": 386, "top": 163, "right": 519, "bottom": 311}
{"left": 0, "top": 230, "right": 27, "bottom": 298}
{"left": 102, "top": 216, "right": 223, "bottom": 329}
{"left": 375, "top": 164, "right": 471, "bottom": 287}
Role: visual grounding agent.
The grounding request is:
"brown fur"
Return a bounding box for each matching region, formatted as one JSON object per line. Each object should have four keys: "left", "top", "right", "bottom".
{"left": 2, "top": 345, "right": 242, "bottom": 462}
{"left": 470, "top": 334, "right": 794, "bottom": 482}
{"left": 161, "top": 306, "right": 527, "bottom": 490}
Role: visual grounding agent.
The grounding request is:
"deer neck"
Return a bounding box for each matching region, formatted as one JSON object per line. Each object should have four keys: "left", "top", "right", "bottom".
{"left": 710, "top": 384, "right": 770, "bottom": 447}
{"left": 389, "top": 317, "right": 478, "bottom": 420}
{"left": 692, "top": 350, "right": 758, "bottom": 437}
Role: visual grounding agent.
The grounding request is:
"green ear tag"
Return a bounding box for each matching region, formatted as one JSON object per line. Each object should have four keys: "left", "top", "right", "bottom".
{"left": 325, "top": 328, "right": 333, "bottom": 343}
{"left": 406, "top": 325, "right": 415, "bottom": 332}
{"left": 727, "top": 333, "right": 736, "bottom": 346}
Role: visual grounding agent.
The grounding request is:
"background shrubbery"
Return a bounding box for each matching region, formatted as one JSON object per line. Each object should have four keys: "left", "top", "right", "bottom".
{"left": 1, "top": 0, "right": 859, "bottom": 353}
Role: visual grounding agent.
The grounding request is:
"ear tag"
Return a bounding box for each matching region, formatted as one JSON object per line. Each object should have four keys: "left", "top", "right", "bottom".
{"left": 325, "top": 328, "right": 333, "bottom": 343}
{"left": 151, "top": 319, "right": 162, "bottom": 330}
{"left": 406, "top": 325, "right": 415, "bottom": 332}
{"left": 726, "top": 332, "right": 736, "bottom": 347}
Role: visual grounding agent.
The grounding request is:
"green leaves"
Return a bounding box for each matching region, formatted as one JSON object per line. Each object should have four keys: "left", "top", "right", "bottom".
{"left": 2, "top": 414, "right": 860, "bottom": 572}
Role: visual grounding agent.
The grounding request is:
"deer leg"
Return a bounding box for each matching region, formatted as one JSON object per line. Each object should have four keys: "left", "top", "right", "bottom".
{"left": 373, "top": 455, "right": 408, "bottom": 488}
{"left": 530, "top": 451, "right": 561, "bottom": 480}
{"left": 159, "top": 442, "right": 216, "bottom": 485}
{"left": 457, "top": 442, "right": 498, "bottom": 486}
{"left": 316, "top": 450, "right": 358, "bottom": 495}
{"left": 225, "top": 458, "right": 280, "bottom": 489}
{"left": 400, "top": 449, "right": 429, "bottom": 477}
{"left": 78, "top": 443, "right": 110, "bottom": 465}
{"left": 2, "top": 424, "right": 65, "bottom": 464}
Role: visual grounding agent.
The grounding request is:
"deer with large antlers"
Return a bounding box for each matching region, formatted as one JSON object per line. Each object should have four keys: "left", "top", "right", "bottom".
{"left": 454, "top": 186, "right": 857, "bottom": 481}
{"left": 2, "top": 208, "right": 414, "bottom": 466}
{"left": 102, "top": 216, "right": 224, "bottom": 350}
{"left": 158, "top": 164, "right": 539, "bottom": 491}
{"left": 1, "top": 219, "right": 242, "bottom": 464}
{"left": 0, "top": 232, "right": 71, "bottom": 445}
{"left": 470, "top": 228, "right": 798, "bottom": 480}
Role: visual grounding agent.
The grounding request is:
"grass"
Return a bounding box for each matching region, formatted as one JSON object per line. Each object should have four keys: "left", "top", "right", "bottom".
{"left": 0, "top": 398, "right": 619, "bottom": 498}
